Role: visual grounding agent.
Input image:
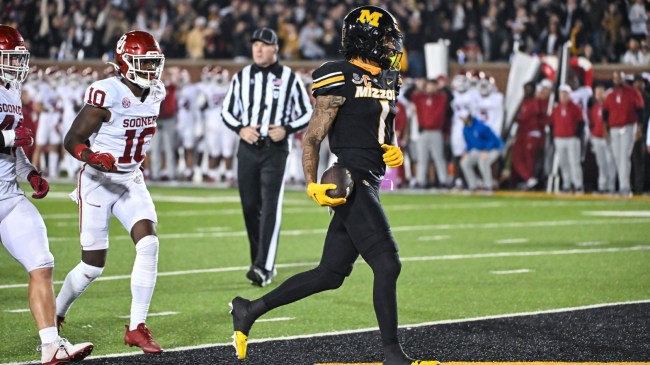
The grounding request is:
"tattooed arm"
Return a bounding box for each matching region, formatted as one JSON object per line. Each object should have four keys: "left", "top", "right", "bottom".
{"left": 302, "top": 95, "right": 346, "bottom": 184}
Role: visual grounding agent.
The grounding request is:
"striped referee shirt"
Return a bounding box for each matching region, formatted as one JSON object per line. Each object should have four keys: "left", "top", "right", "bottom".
{"left": 221, "top": 62, "right": 312, "bottom": 136}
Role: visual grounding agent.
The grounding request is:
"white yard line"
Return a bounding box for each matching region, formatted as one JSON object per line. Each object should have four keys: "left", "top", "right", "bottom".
{"left": 583, "top": 210, "right": 650, "bottom": 217}
{"left": 3, "top": 309, "right": 30, "bottom": 313}
{"left": 495, "top": 238, "right": 529, "bottom": 244}
{"left": 417, "top": 235, "right": 450, "bottom": 241}
{"left": 2, "top": 299, "right": 647, "bottom": 365}
{"left": 38, "top": 200, "right": 627, "bottom": 221}
{"left": 2, "top": 245, "right": 648, "bottom": 290}
{"left": 257, "top": 317, "right": 295, "bottom": 323}
{"left": 490, "top": 269, "right": 532, "bottom": 274}
{"left": 116, "top": 312, "right": 178, "bottom": 319}
{"left": 576, "top": 241, "right": 609, "bottom": 246}
{"left": 44, "top": 217, "right": 650, "bottom": 243}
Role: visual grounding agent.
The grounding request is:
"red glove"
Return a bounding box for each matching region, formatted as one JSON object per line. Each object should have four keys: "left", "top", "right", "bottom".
{"left": 87, "top": 151, "right": 117, "bottom": 172}
{"left": 27, "top": 170, "right": 49, "bottom": 199}
{"left": 14, "top": 126, "right": 34, "bottom": 147}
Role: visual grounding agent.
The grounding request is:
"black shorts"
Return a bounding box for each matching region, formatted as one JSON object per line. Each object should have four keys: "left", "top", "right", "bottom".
{"left": 319, "top": 169, "right": 398, "bottom": 276}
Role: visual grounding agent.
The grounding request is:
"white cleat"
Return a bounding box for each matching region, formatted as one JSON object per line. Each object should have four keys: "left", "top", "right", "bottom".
{"left": 40, "top": 337, "right": 93, "bottom": 365}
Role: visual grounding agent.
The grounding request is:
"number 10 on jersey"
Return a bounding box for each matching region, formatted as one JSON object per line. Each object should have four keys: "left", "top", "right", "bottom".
{"left": 119, "top": 127, "right": 155, "bottom": 163}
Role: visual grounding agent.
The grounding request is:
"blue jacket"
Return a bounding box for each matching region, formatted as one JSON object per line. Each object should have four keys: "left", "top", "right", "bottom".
{"left": 463, "top": 117, "right": 503, "bottom": 152}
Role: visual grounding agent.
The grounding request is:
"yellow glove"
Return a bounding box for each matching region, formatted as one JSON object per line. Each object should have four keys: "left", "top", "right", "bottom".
{"left": 306, "top": 183, "right": 346, "bottom": 207}
{"left": 381, "top": 144, "right": 403, "bottom": 167}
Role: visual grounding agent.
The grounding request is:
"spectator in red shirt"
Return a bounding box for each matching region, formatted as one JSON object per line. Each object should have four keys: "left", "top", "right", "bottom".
{"left": 602, "top": 71, "right": 645, "bottom": 196}
{"left": 511, "top": 81, "right": 546, "bottom": 189}
{"left": 589, "top": 83, "right": 616, "bottom": 193}
{"left": 550, "top": 84, "right": 584, "bottom": 193}
{"left": 410, "top": 78, "right": 450, "bottom": 188}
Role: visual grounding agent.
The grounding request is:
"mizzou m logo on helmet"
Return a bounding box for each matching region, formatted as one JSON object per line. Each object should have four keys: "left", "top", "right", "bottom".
{"left": 357, "top": 9, "right": 383, "bottom": 27}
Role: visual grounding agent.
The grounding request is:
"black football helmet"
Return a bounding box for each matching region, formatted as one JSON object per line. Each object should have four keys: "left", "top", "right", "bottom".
{"left": 342, "top": 6, "right": 403, "bottom": 70}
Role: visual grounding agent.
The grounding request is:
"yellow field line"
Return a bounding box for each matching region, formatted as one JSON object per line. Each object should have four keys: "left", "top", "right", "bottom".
{"left": 317, "top": 363, "right": 650, "bottom": 365}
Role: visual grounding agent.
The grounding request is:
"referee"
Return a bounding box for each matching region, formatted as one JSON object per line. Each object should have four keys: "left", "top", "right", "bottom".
{"left": 222, "top": 27, "right": 312, "bottom": 287}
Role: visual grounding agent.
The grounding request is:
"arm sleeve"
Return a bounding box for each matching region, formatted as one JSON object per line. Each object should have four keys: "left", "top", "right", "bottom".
{"left": 221, "top": 72, "right": 243, "bottom": 133}
{"left": 15, "top": 147, "right": 36, "bottom": 181}
{"left": 286, "top": 74, "right": 313, "bottom": 133}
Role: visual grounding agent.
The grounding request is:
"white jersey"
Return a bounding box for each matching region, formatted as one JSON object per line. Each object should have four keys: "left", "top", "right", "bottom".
{"left": 199, "top": 82, "right": 229, "bottom": 112}
{"left": 0, "top": 84, "right": 23, "bottom": 181}
{"left": 451, "top": 89, "right": 480, "bottom": 156}
{"left": 476, "top": 92, "right": 504, "bottom": 135}
{"left": 177, "top": 83, "right": 199, "bottom": 121}
{"left": 86, "top": 77, "right": 165, "bottom": 172}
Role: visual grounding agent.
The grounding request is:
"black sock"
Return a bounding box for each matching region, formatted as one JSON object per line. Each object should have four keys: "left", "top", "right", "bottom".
{"left": 261, "top": 266, "right": 345, "bottom": 310}
{"left": 366, "top": 251, "right": 402, "bottom": 346}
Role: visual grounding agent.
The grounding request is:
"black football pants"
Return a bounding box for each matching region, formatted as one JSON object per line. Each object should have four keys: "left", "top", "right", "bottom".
{"left": 237, "top": 139, "right": 288, "bottom": 272}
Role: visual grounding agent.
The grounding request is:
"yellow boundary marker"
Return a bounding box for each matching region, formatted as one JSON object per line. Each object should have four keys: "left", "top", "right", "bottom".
{"left": 317, "top": 363, "right": 650, "bottom": 365}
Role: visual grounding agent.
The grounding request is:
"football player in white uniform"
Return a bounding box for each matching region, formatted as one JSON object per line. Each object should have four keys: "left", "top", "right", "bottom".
{"left": 176, "top": 68, "right": 198, "bottom": 180}
{"left": 34, "top": 66, "right": 63, "bottom": 178}
{"left": 58, "top": 67, "right": 84, "bottom": 179}
{"left": 476, "top": 79, "right": 505, "bottom": 136}
{"left": 55, "top": 30, "right": 165, "bottom": 354}
{"left": 0, "top": 25, "right": 93, "bottom": 365}
{"left": 451, "top": 74, "right": 480, "bottom": 187}
{"left": 199, "top": 66, "right": 237, "bottom": 183}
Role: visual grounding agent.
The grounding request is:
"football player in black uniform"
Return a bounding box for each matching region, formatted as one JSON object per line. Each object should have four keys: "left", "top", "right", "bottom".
{"left": 229, "top": 6, "right": 438, "bottom": 365}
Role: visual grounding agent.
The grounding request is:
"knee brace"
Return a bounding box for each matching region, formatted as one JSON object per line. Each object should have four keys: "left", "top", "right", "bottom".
{"left": 132, "top": 235, "right": 159, "bottom": 288}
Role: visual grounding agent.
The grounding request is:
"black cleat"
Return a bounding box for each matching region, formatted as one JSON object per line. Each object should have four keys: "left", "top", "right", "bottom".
{"left": 229, "top": 296, "right": 256, "bottom": 360}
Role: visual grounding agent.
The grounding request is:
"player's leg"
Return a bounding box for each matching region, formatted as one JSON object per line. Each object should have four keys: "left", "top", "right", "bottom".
{"left": 56, "top": 166, "right": 112, "bottom": 325}
{"left": 0, "top": 196, "right": 94, "bottom": 363}
{"left": 221, "top": 123, "right": 238, "bottom": 186}
{"left": 230, "top": 211, "right": 357, "bottom": 359}
{"left": 113, "top": 171, "right": 162, "bottom": 353}
{"left": 343, "top": 175, "right": 436, "bottom": 365}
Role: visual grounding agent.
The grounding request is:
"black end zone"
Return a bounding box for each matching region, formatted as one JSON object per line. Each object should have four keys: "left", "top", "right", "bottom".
{"left": 74, "top": 302, "right": 650, "bottom": 365}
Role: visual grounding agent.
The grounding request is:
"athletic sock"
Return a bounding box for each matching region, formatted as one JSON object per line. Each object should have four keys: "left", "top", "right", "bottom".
{"left": 38, "top": 327, "right": 58, "bottom": 345}
{"left": 129, "top": 235, "right": 159, "bottom": 330}
{"left": 56, "top": 262, "right": 104, "bottom": 318}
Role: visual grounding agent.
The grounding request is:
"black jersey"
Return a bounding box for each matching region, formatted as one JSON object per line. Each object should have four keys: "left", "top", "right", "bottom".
{"left": 311, "top": 60, "right": 400, "bottom": 176}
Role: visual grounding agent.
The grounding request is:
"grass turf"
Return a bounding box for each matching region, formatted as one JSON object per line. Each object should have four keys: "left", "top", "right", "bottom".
{"left": 0, "top": 183, "right": 649, "bottom": 363}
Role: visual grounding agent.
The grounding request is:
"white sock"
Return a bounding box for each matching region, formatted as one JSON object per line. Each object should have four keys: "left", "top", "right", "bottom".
{"left": 130, "top": 235, "right": 159, "bottom": 331}
{"left": 39, "top": 327, "right": 58, "bottom": 345}
{"left": 56, "top": 262, "right": 104, "bottom": 318}
{"left": 48, "top": 152, "right": 59, "bottom": 178}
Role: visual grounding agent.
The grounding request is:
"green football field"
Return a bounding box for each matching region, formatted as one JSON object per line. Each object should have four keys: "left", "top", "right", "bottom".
{"left": 1, "top": 184, "right": 649, "bottom": 363}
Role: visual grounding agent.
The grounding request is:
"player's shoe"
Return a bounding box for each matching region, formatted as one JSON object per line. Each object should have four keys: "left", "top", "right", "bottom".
{"left": 56, "top": 316, "right": 65, "bottom": 332}
{"left": 246, "top": 266, "right": 276, "bottom": 287}
{"left": 39, "top": 337, "right": 93, "bottom": 365}
{"left": 229, "top": 296, "right": 257, "bottom": 359}
{"left": 124, "top": 323, "right": 163, "bottom": 353}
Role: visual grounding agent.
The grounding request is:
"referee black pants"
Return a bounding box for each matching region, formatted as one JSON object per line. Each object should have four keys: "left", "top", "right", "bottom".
{"left": 237, "top": 139, "right": 289, "bottom": 272}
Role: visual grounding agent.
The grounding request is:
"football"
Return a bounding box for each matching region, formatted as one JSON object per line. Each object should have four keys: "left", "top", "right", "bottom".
{"left": 320, "top": 164, "right": 354, "bottom": 199}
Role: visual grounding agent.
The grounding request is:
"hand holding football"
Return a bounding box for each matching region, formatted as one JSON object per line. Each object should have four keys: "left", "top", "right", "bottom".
{"left": 320, "top": 164, "right": 354, "bottom": 199}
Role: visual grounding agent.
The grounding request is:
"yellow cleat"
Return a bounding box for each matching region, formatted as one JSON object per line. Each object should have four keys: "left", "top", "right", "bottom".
{"left": 232, "top": 331, "right": 248, "bottom": 360}
{"left": 412, "top": 361, "right": 440, "bottom": 365}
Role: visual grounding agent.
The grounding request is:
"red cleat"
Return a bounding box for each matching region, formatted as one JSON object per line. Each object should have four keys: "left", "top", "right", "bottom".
{"left": 124, "top": 323, "right": 163, "bottom": 353}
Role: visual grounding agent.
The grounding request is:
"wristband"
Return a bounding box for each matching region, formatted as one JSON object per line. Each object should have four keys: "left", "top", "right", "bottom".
{"left": 1, "top": 130, "right": 16, "bottom": 147}
{"left": 74, "top": 144, "right": 90, "bottom": 160}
